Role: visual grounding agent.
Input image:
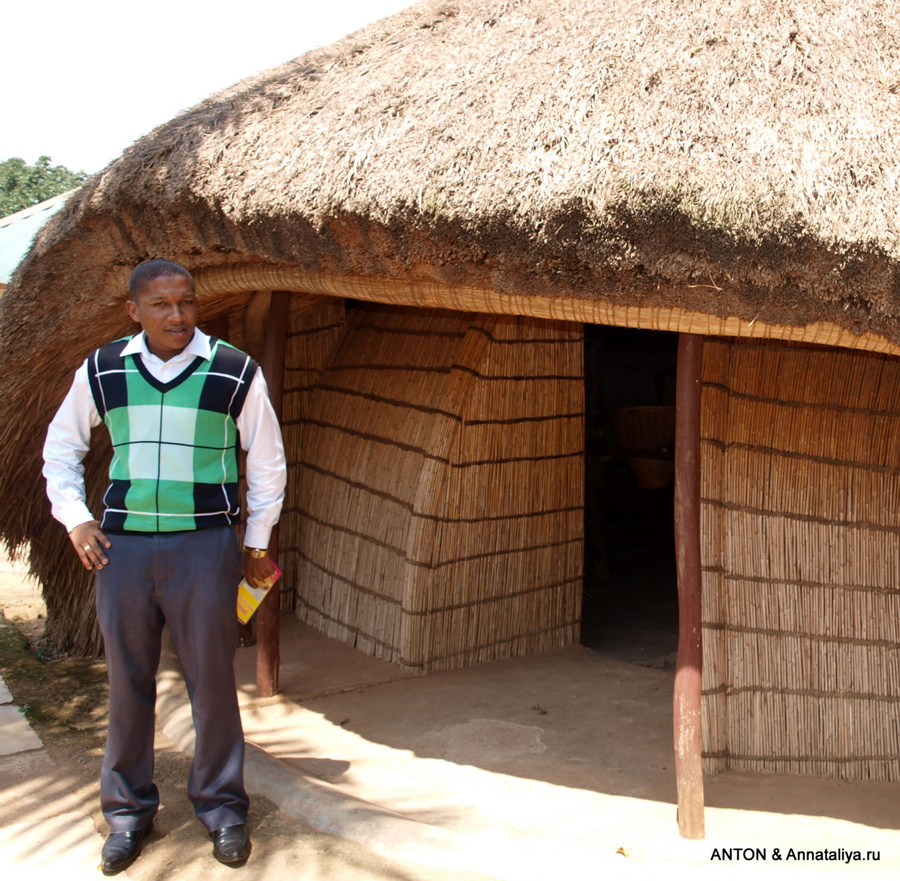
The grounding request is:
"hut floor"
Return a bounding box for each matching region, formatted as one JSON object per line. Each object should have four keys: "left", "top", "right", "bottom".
{"left": 228, "top": 615, "right": 900, "bottom": 876}
{"left": 581, "top": 474, "right": 679, "bottom": 669}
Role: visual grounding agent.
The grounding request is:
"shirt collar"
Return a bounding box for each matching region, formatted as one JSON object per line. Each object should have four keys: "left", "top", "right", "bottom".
{"left": 120, "top": 329, "right": 212, "bottom": 363}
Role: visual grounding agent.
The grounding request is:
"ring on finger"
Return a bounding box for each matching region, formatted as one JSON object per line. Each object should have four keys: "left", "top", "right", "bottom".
{"left": 83, "top": 545, "right": 91, "bottom": 552}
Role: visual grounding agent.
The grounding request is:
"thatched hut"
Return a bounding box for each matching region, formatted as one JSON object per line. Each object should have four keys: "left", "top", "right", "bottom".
{"left": 4, "top": 0, "right": 900, "bottom": 836}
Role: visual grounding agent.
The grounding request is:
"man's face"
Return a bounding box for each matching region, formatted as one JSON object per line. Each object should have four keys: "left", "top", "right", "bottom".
{"left": 125, "top": 274, "right": 198, "bottom": 362}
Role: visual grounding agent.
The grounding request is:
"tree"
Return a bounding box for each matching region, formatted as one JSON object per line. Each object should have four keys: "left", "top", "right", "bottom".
{"left": 0, "top": 156, "right": 87, "bottom": 217}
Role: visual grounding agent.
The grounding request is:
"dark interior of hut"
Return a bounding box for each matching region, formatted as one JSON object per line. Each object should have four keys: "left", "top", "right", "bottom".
{"left": 581, "top": 325, "right": 679, "bottom": 669}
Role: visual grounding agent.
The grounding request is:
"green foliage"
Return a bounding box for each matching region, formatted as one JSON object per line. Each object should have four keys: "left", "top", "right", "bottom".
{"left": 0, "top": 156, "right": 86, "bottom": 217}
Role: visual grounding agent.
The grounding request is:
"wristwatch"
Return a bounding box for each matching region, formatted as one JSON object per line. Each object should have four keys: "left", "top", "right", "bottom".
{"left": 245, "top": 547, "right": 267, "bottom": 559}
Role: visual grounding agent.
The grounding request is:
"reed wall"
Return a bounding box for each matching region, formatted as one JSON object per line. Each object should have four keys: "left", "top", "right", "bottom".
{"left": 277, "top": 299, "right": 348, "bottom": 607}
{"left": 227, "top": 297, "right": 346, "bottom": 610}
{"left": 701, "top": 338, "right": 900, "bottom": 780}
{"left": 293, "top": 303, "right": 583, "bottom": 671}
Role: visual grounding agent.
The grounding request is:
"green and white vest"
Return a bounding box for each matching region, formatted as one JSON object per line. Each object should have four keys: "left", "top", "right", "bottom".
{"left": 87, "top": 336, "right": 258, "bottom": 533}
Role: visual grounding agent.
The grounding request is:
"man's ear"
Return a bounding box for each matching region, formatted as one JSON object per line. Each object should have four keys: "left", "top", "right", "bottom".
{"left": 125, "top": 299, "right": 140, "bottom": 324}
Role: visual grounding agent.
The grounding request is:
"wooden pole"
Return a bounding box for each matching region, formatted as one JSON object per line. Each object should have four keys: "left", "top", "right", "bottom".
{"left": 673, "top": 332, "right": 705, "bottom": 839}
{"left": 205, "top": 314, "right": 230, "bottom": 340}
{"left": 207, "top": 314, "right": 256, "bottom": 649}
{"left": 256, "top": 291, "right": 290, "bottom": 698}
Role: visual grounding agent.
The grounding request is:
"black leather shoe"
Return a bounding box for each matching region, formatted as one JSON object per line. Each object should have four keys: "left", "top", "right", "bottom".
{"left": 100, "top": 823, "right": 152, "bottom": 875}
{"left": 210, "top": 825, "right": 251, "bottom": 865}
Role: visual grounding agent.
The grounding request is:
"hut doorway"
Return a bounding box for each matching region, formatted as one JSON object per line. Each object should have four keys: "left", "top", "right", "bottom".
{"left": 582, "top": 325, "right": 679, "bottom": 668}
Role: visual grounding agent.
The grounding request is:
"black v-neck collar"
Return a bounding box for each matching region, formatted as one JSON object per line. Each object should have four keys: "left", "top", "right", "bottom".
{"left": 131, "top": 351, "right": 206, "bottom": 393}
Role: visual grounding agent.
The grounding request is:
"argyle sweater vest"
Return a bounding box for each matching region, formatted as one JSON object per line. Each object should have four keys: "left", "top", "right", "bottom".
{"left": 86, "top": 336, "right": 258, "bottom": 533}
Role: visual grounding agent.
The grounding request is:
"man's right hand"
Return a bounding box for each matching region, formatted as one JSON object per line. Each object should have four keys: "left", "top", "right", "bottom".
{"left": 69, "top": 520, "right": 111, "bottom": 570}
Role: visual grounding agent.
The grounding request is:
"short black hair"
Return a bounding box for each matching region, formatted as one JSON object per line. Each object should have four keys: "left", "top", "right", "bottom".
{"left": 128, "top": 259, "right": 194, "bottom": 299}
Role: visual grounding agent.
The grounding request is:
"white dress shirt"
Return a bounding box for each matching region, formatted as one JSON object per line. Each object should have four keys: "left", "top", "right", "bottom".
{"left": 42, "top": 329, "right": 286, "bottom": 549}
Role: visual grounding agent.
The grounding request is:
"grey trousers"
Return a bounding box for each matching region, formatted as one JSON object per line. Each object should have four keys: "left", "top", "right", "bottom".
{"left": 95, "top": 526, "right": 248, "bottom": 833}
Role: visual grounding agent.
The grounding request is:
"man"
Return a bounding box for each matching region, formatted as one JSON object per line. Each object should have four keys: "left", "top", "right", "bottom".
{"left": 42, "top": 259, "right": 286, "bottom": 874}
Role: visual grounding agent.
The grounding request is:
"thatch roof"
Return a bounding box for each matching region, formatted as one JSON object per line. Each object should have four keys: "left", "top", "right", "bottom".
{"left": 5, "top": 0, "right": 900, "bottom": 652}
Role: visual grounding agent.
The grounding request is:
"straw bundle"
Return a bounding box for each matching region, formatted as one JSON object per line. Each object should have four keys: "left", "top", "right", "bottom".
{"left": 701, "top": 338, "right": 900, "bottom": 780}
{"left": 293, "top": 303, "right": 583, "bottom": 671}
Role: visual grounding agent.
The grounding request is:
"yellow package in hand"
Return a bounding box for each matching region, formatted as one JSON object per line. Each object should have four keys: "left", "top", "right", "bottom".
{"left": 236, "top": 563, "right": 283, "bottom": 624}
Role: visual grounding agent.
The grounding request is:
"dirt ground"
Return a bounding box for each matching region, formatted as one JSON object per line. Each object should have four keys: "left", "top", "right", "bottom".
{"left": 7, "top": 545, "right": 900, "bottom": 880}
{"left": 0, "top": 550, "right": 494, "bottom": 881}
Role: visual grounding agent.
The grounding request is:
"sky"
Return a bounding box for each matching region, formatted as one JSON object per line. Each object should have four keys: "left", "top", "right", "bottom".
{"left": 2, "top": 0, "right": 416, "bottom": 175}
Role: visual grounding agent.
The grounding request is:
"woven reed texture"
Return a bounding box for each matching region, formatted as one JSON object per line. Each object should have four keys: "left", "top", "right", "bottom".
{"left": 220, "top": 296, "right": 346, "bottom": 611}
{"left": 196, "top": 265, "right": 900, "bottom": 359}
{"left": 275, "top": 299, "right": 348, "bottom": 607}
{"left": 293, "top": 303, "right": 583, "bottom": 672}
{"left": 700, "top": 338, "right": 900, "bottom": 780}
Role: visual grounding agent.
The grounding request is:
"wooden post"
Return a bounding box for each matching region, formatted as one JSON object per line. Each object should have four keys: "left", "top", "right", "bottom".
{"left": 256, "top": 291, "right": 290, "bottom": 698}
{"left": 673, "top": 332, "right": 705, "bottom": 839}
{"left": 205, "top": 314, "right": 230, "bottom": 340}
{"left": 207, "top": 314, "right": 256, "bottom": 649}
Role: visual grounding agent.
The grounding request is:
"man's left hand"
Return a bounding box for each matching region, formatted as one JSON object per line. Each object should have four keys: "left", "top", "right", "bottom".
{"left": 242, "top": 550, "right": 277, "bottom": 588}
